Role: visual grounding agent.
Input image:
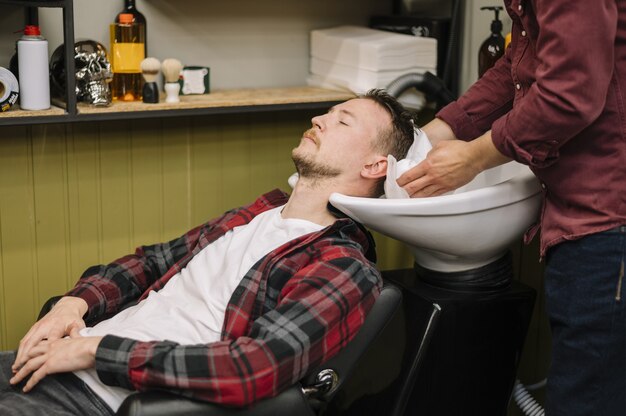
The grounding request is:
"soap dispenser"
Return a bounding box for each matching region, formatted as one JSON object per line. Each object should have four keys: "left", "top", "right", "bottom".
{"left": 478, "top": 6, "right": 505, "bottom": 78}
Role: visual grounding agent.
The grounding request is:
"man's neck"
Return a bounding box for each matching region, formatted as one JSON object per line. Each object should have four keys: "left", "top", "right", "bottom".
{"left": 281, "top": 178, "right": 340, "bottom": 227}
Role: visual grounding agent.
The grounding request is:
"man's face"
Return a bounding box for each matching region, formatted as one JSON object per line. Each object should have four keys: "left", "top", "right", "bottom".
{"left": 292, "top": 98, "right": 390, "bottom": 181}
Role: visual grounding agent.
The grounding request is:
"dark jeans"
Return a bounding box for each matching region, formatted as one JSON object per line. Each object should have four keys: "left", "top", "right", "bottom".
{"left": 544, "top": 225, "right": 626, "bottom": 416}
{"left": 0, "top": 351, "right": 113, "bottom": 416}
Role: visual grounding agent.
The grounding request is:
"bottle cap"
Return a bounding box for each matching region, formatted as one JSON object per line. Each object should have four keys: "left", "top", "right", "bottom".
{"left": 119, "top": 13, "right": 134, "bottom": 24}
{"left": 23, "top": 25, "right": 41, "bottom": 36}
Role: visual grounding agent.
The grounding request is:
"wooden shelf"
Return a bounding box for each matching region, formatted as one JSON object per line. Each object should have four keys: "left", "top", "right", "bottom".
{"left": 0, "top": 105, "right": 66, "bottom": 118}
{"left": 78, "top": 87, "right": 355, "bottom": 114}
{"left": 0, "top": 87, "right": 355, "bottom": 126}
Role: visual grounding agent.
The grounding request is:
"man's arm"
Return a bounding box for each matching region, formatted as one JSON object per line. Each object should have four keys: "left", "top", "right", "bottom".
{"left": 92, "top": 250, "right": 381, "bottom": 407}
{"left": 65, "top": 223, "right": 207, "bottom": 324}
{"left": 12, "top": 220, "right": 207, "bottom": 377}
{"left": 436, "top": 38, "right": 515, "bottom": 142}
{"left": 396, "top": 43, "right": 515, "bottom": 197}
{"left": 10, "top": 326, "right": 102, "bottom": 392}
{"left": 397, "top": 130, "right": 511, "bottom": 197}
{"left": 11, "top": 296, "right": 88, "bottom": 375}
{"left": 65, "top": 196, "right": 280, "bottom": 324}
{"left": 491, "top": 0, "right": 617, "bottom": 168}
{"left": 420, "top": 117, "right": 457, "bottom": 145}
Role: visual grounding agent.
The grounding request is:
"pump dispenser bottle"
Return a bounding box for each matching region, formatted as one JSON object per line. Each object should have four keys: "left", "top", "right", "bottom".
{"left": 478, "top": 6, "right": 505, "bottom": 78}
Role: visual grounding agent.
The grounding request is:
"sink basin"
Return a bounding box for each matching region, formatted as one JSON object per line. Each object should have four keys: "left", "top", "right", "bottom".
{"left": 328, "top": 162, "right": 542, "bottom": 272}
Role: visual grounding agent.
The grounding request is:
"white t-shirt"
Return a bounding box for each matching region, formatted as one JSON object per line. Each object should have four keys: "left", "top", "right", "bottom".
{"left": 74, "top": 205, "right": 324, "bottom": 412}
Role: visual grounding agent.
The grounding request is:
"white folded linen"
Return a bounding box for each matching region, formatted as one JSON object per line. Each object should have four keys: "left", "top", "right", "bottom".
{"left": 311, "top": 26, "right": 437, "bottom": 71}
{"left": 310, "top": 57, "right": 435, "bottom": 92}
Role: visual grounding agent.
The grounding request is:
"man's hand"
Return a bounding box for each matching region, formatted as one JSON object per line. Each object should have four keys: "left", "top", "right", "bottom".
{"left": 9, "top": 326, "right": 102, "bottom": 392}
{"left": 12, "top": 296, "right": 88, "bottom": 375}
{"left": 397, "top": 131, "right": 510, "bottom": 197}
{"left": 397, "top": 139, "right": 480, "bottom": 197}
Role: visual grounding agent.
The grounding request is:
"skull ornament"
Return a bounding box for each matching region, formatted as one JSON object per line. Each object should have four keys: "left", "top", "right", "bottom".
{"left": 50, "top": 40, "right": 113, "bottom": 106}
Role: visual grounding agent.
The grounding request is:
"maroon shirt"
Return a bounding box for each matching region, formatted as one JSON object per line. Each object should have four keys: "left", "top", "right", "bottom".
{"left": 438, "top": 0, "right": 626, "bottom": 257}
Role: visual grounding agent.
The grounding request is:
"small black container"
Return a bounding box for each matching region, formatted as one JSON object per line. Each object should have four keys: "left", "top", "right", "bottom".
{"left": 142, "top": 81, "right": 159, "bottom": 103}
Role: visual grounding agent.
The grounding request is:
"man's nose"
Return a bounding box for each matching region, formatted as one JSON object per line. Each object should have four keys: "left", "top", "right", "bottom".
{"left": 311, "top": 114, "right": 324, "bottom": 130}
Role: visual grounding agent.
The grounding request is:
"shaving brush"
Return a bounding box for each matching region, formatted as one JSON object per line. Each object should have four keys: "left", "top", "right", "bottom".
{"left": 140, "top": 57, "right": 161, "bottom": 103}
{"left": 162, "top": 58, "right": 183, "bottom": 103}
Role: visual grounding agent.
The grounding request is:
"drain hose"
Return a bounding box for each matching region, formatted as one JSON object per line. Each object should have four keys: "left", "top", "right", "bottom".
{"left": 386, "top": 72, "right": 456, "bottom": 107}
{"left": 513, "top": 379, "right": 545, "bottom": 416}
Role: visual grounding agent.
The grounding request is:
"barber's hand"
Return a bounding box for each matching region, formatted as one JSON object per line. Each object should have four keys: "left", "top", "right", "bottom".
{"left": 9, "top": 327, "right": 102, "bottom": 392}
{"left": 12, "top": 296, "right": 88, "bottom": 375}
{"left": 397, "top": 139, "right": 481, "bottom": 197}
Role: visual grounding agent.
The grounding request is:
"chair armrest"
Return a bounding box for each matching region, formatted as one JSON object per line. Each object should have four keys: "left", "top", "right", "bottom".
{"left": 116, "top": 385, "right": 315, "bottom": 416}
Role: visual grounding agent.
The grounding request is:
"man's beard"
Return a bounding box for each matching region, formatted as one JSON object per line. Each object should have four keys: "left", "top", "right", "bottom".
{"left": 292, "top": 149, "right": 341, "bottom": 180}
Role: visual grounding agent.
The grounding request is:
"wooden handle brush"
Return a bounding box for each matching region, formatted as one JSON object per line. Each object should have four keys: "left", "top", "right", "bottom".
{"left": 162, "top": 58, "right": 183, "bottom": 103}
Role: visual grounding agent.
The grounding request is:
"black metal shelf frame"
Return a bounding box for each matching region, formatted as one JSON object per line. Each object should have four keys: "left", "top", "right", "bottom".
{"left": 0, "top": 0, "right": 347, "bottom": 127}
{"left": 0, "top": 0, "right": 75, "bottom": 120}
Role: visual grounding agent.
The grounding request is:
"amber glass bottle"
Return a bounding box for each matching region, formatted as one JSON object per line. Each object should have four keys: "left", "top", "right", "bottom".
{"left": 115, "top": 0, "right": 147, "bottom": 55}
{"left": 110, "top": 13, "right": 146, "bottom": 101}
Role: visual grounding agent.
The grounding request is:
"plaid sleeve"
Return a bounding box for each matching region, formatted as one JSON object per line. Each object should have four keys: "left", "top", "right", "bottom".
{"left": 93, "top": 250, "right": 382, "bottom": 407}
{"left": 65, "top": 224, "right": 205, "bottom": 324}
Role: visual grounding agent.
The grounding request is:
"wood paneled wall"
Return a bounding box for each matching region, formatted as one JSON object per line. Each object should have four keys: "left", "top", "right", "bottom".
{"left": 0, "top": 110, "right": 412, "bottom": 350}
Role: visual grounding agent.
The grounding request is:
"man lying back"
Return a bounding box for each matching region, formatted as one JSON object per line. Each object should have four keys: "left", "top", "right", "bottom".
{"left": 1, "top": 89, "right": 414, "bottom": 415}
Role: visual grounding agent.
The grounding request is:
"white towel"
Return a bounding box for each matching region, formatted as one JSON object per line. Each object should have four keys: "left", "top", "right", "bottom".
{"left": 384, "top": 128, "right": 432, "bottom": 199}
{"left": 384, "top": 130, "right": 524, "bottom": 198}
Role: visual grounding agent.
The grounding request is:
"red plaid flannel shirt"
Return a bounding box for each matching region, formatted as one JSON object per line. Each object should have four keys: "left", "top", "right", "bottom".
{"left": 65, "top": 189, "right": 382, "bottom": 406}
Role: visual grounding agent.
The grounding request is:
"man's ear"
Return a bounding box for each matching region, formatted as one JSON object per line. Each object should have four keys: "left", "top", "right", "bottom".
{"left": 361, "top": 155, "right": 388, "bottom": 179}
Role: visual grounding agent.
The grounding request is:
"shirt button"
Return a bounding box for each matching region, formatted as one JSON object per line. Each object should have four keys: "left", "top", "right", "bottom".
{"left": 515, "top": 83, "right": 521, "bottom": 90}
{"left": 521, "top": 30, "right": 527, "bottom": 37}
{"left": 541, "top": 183, "right": 546, "bottom": 190}
{"left": 518, "top": 4, "right": 523, "bottom": 12}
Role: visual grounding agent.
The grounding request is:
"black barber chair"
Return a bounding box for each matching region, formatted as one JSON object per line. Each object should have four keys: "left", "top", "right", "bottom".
{"left": 38, "top": 283, "right": 403, "bottom": 416}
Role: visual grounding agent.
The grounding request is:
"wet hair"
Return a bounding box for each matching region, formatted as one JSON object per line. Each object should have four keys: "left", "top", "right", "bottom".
{"left": 361, "top": 89, "right": 415, "bottom": 161}
{"left": 360, "top": 89, "right": 415, "bottom": 197}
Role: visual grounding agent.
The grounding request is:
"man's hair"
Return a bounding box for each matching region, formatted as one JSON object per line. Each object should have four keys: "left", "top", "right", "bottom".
{"left": 360, "top": 89, "right": 415, "bottom": 197}
{"left": 361, "top": 89, "right": 415, "bottom": 161}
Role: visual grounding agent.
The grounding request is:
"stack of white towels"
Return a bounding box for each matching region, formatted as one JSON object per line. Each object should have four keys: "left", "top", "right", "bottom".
{"left": 308, "top": 26, "right": 438, "bottom": 109}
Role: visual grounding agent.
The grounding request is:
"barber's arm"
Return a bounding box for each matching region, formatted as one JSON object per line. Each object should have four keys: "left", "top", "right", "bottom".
{"left": 89, "top": 251, "right": 381, "bottom": 407}
{"left": 400, "top": 0, "right": 618, "bottom": 197}
{"left": 398, "top": 129, "right": 511, "bottom": 197}
{"left": 489, "top": 0, "right": 616, "bottom": 168}
{"left": 398, "top": 32, "right": 516, "bottom": 197}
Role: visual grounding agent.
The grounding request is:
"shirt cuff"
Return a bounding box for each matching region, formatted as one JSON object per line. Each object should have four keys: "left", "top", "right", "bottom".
{"left": 436, "top": 101, "right": 485, "bottom": 141}
{"left": 95, "top": 334, "right": 137, "bottom": 390}
{"left": 491, "top": 116, "right": 560, "bottom": 168}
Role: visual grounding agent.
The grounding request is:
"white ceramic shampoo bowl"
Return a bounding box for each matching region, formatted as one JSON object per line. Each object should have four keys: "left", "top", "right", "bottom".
{"left": 329, "top": 162, "right": 542, "bottom": 273}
